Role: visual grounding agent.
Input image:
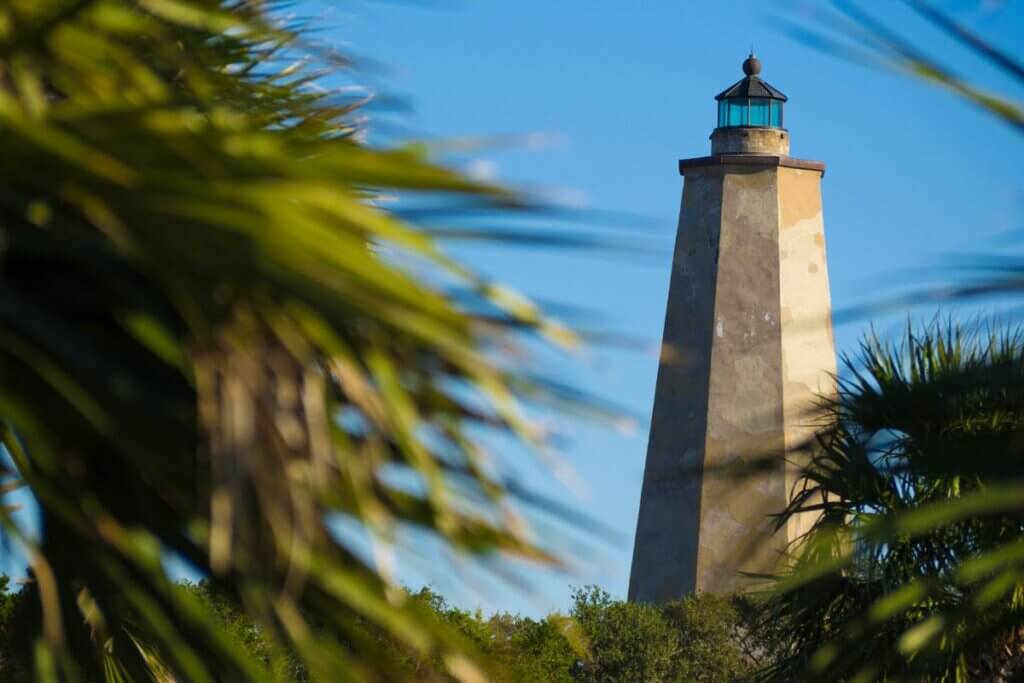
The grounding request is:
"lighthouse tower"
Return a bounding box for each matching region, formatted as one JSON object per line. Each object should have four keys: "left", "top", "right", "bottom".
{"left": 629, "top": 55, "right": 837, "bottom": 600}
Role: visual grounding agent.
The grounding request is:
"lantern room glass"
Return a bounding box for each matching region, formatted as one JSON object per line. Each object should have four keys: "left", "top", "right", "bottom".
{"left": 717, "top": 97, "right": 783, "bottom": 128}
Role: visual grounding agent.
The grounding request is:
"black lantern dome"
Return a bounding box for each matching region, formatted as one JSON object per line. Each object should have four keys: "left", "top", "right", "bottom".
{"left": 715, "top": 54, "right": 786, "bottom": 129}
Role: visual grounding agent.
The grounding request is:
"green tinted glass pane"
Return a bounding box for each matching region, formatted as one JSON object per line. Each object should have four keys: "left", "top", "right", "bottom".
{"left": 718, "top": 101, "right": 727, "bottom": 127}
{"left": 770, "top": 101, "right": 782, "bottom": 127}
{"left": 749, "top": 98, "right": 769, "bottom": 126}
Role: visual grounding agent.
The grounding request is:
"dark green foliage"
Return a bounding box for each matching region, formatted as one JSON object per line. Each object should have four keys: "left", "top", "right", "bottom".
{"left": 663, "top": 592, "right": 757, "bottom": 682}
{"left": 569, "top": 586, "right": 679, "bottom": 682}
{"left": 485, "top": 613, "right": 577, "bottom": 683}
{"left": 0, "top": 576, "right": 16, "bottom": 639}
{"left": 427, "top": 585, "right": 754, "bottom": 682}
{"left": 569, "top": 587, "right": 753, "bottom": 683}
{"left": 0, "top": 576, "right": 30, "bottom": 680}
{"left": 0, "top": 578, "right": 758, "bottom": 681}
{"left": 757, "top": 321, "right": 1024, "bottom": 682}
{"left": 181, "top": 581, "right": 304, "bottom": 682}
{"left": 408, "top": 588, "right": 578, "bottom": 682}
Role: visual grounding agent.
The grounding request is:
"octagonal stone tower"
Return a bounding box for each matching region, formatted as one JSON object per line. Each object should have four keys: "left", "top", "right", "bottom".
{"left": 629, "top": 55, "right": 837, "bottom": 601}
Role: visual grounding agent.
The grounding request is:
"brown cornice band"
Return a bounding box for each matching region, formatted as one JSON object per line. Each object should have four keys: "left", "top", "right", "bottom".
{"left": 679, "top": 155, "right": 826, "bottom": 176}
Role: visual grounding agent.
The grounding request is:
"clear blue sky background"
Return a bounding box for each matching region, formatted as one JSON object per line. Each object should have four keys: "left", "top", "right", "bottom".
{"left": 311, "top": 0, "right": 1024, "bottom": 616}
{"left": 3, "top": 1, "right": 1020, "bottom": 618}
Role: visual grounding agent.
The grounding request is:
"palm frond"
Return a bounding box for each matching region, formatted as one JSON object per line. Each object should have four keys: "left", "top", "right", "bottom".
{"left": 0, "top": 1, "right": 608, "bottom": 680}
{"left": 759, "top": 320, "right": 1024, "bottom": 682}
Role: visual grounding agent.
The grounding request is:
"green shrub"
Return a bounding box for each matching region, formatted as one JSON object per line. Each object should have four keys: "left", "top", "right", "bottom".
{"left": 569, "top": 586, "right": 679, "bottom": 682}
{"left": 567, "top": 586, "right": 754, "bottom": 682}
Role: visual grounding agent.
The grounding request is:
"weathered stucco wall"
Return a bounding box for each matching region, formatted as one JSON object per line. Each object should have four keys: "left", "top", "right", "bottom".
{"left": 628, "top": 170, "right": 722, "bottom": 602}
{"left": 777, "top": 167, "right": 837, "bottom": 545}
{"left": 629, "top": 156, "right": 834, "bottom": 600}
{"left": 711, "top": 127, "right": 790, "bottom": 155}
{"left": 696, "top": 167, "right": 787, "bottom": 594}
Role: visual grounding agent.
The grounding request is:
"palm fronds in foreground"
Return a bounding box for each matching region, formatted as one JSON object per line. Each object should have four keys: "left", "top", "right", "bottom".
{"left": 759, "top": 321, "right": 1024, "bottom": 682}
{"left": 0, "top": 1, "right": 600, "bottom": 680}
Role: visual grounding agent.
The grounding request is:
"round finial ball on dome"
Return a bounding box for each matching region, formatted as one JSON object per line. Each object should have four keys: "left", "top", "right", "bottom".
{"left": 742, "top": 54, "right": 761, "bottom": 76}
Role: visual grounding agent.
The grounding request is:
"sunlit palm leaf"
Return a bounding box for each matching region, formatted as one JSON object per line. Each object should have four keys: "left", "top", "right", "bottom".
{"left": 0, "top": 1, "right": 605, "bottom": 680}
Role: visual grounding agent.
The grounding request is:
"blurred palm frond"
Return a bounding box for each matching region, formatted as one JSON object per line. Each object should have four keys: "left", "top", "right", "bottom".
{"left": 0, "top": 1, "right": 614, "bottom": 680}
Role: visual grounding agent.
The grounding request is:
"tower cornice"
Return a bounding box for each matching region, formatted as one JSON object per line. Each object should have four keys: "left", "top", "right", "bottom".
{"left": 679, "top": 155, "right": 825, "bottom": 177}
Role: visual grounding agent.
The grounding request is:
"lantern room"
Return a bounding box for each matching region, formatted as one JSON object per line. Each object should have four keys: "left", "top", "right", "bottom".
{"left": 714, "top": 54, "right": 786, "bottom": 129}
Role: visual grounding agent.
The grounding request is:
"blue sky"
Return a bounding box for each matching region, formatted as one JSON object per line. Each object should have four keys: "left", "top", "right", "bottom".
{"left": 316, "top": 0, "right": 1024, "bottom": 616}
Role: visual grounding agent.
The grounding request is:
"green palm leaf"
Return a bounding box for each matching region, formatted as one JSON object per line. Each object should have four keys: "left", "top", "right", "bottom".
{"left": 0, "top": 1, "right": 605, "bottom": 680}
{"left": 758, "top": 321, "right": 1024, "bottom": 682}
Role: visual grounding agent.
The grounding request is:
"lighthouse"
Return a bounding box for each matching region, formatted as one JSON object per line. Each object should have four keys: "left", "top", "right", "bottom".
{"left": 629, "top": 55, "right": 837, "bottom": 600}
